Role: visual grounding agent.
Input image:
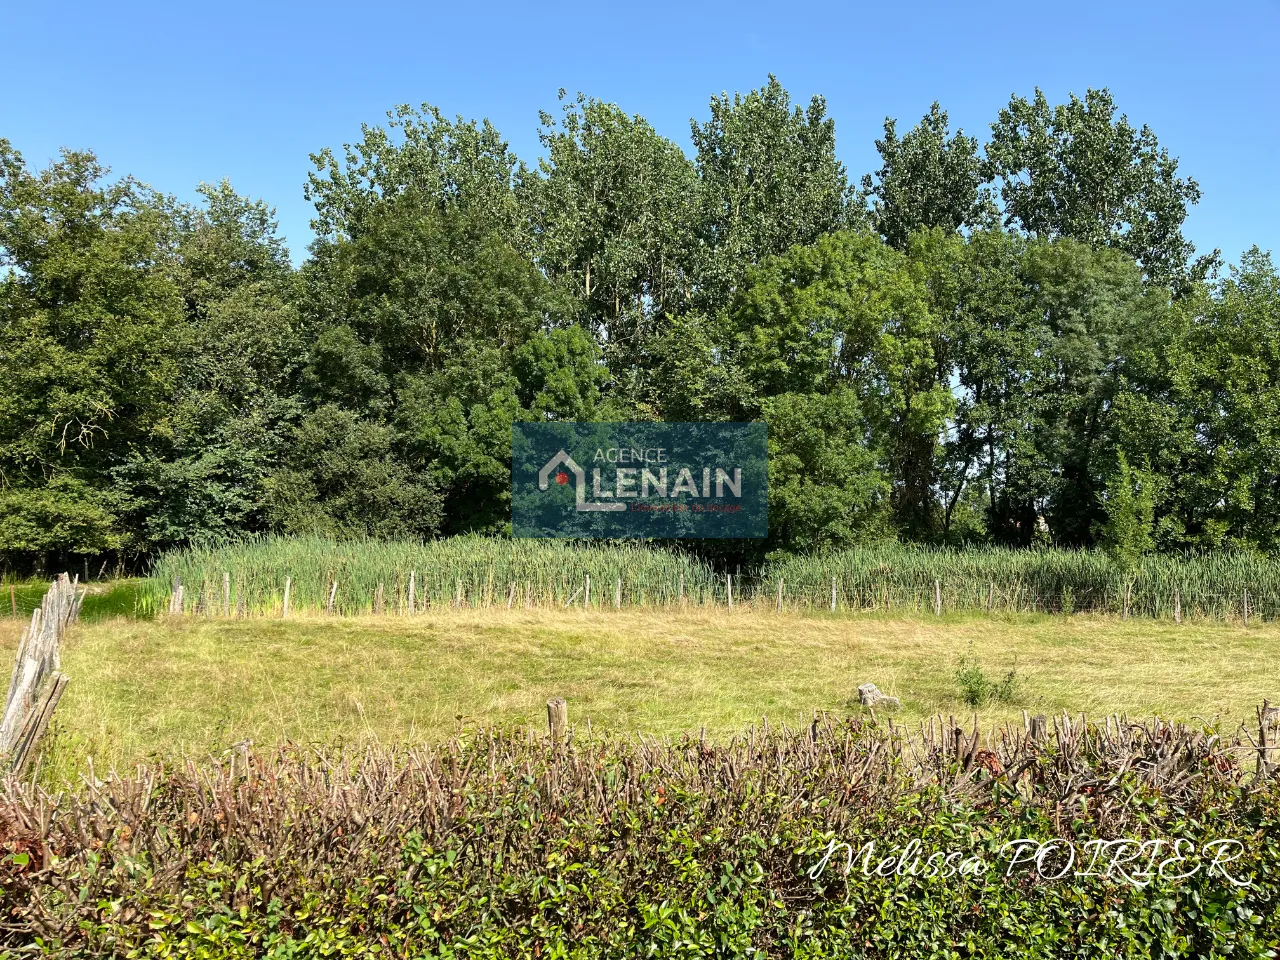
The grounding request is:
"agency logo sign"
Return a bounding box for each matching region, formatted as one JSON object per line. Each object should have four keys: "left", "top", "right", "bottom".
{"left": 513, "top": 422, "right": 767, "bottom": 538}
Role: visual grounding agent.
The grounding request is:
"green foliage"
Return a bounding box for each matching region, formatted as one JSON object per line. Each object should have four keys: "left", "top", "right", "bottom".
{"left": 521, "top": 92, "right": 697, "bottom": 374}
{"left": 954, "top": 642, "right": 1019, "bottom": 706}
{"left": 861, "top": 102, "right": 996, "bottom": 248}
{"left": 986, "top": 87, "right": 1216, "bottom": 292}
{"left": 1100, "top": 451, "right": 1157, "bottom": 569}
{"left": 1, "top": 80, "right": 1273, "bottom": 569}
{"left": 690, "top": 75, "right": 855, "bottom": 307}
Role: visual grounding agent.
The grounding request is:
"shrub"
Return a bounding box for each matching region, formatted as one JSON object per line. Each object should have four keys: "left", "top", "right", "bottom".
{"left": 955, "top": 643, "right": 1019, "bottom": 707}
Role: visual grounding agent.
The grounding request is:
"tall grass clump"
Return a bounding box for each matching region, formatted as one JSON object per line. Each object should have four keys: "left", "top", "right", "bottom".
{"left": 145, "top": 535, "right": 723, "bottom": 616}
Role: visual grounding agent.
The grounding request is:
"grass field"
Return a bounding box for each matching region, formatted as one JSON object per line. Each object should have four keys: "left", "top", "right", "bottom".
{"left": 5, "top": 606, "right": 1277, "bottom": 780}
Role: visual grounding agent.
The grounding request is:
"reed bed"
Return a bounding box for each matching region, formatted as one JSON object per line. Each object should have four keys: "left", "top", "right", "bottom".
{"left": 144, "top": 535, "right": 723, "bottom": 616}
{"left": 766, "top": 545, "right": 1280, "bottom": 620}
{"left": 144, "top": 536, "right": 1280, "bottom": 621}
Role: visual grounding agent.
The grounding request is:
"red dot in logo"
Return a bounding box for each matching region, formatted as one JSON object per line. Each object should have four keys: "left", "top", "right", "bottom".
{"left": 555, "top": 471, "right": 569, "bottom": 485}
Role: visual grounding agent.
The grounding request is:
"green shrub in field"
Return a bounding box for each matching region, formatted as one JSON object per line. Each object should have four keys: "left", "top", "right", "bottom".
{"left": 3, "top": 718, "right": 1279, "bottom": 957}
{"left": 955, "top": 643, "right": 1019, "bottom": 707}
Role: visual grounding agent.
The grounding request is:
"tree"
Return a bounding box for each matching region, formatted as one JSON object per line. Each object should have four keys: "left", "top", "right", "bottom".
{"left": 1153, "top": 249, "right": 1280, "bottom": 550}
{"left": 690, "top": 76, "right": 855, "bottom": 307}
{"left": 1098, "top": 451, "right": 1156, "bottom": 570}
{"left": 305, "top": 103, "right": 526, "bottom": 246}
{"left": 986, "top": 88, "right": 1216, "bottom": 293}
{"left": 0, "top": 141, "right": 183, "bottom": 566}
{"left": 762, "top": 388, "right": 891, "bottom": 551}
{"left": 728, "top": 231, "right": 952, "bottom": 538}
{"left": 1007, "top": 239, "right": 1172, "bottom": 546}
{"left": 265, "top": 405, "right": 442, "bottom": 540}
{"left": 861, "top": 103, "right": 995, "bottom": 249}
{"left": 520, "top": 93, "right": 697, "bottom": 369}
{"left": 112, "top": 181, "right": 304, "bottom": 551}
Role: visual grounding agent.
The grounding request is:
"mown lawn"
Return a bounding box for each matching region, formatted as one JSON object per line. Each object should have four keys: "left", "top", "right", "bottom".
{"left": 3, "top": 607, "right": 1277, "bottom": 779}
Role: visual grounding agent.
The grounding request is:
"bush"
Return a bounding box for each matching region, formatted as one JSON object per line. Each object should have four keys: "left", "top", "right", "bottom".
{"left": 2, "top": 717, "right": 1278, "bottom": 957}
{"left": 955, "top": 642, "right": 1019, "bottom": 706}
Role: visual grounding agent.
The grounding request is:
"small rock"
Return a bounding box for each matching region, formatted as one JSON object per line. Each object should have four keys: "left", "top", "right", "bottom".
{"left": 857, "top": 682, "right": 900, "bottom": 710}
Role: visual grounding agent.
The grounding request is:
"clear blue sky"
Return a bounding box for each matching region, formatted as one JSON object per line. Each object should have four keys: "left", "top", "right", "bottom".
{"left": 5, "top": 0, "right": 1277, "bottom": 268}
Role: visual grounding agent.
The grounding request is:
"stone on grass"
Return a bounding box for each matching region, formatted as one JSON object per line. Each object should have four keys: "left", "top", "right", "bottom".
{"left": 857, "top": 683, "right": 900, "bottom": 710}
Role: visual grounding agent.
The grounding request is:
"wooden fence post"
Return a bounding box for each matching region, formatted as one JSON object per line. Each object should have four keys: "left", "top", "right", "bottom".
{"left": 374, "top": 583, "right": 385, "bottom": 615}
{"left": 986, "top": 581, "right": 994, "bottom": 613}
{"left": 615, "top": 578, "right": 622, "bottom": 609}
{"left": 507, "top": 582, "right": 516, "bottom": 609}
{"left": 1258, "top": 700, "right": 1276, "bottom": 779}
{"left": 1123, "top": 582, "right": 1131, "bottom": 621}
{"left": 327, "top": 580, "right": 338, "bottom": 615}
{"left": 727, "top": 574, "right": 733, "bottom": 610}
{"left": 934, "top": 579, "right": 942, "bottom": 617}
{"left": 776, "top": 578, "right": 784, "bottom": 613}
{"left": 282, "top": 577, "right": 291, "bottom": 618}
{"left": 408, "top": 570, "right": 416, "bottom": 614}
{"left": 678, "top": 573, "right": 685, "bottom": 606}
{"left": 830, "top": 577, "right": 837, "bottom": 612}
{"left": 222, "top": 572, "right": 231, "bottom": 617}
{"left": 585, "top": 574, "right": 591, "bottom": 608}
{"left": 1174, "top": 587, "right": 1182, "bottom": 624}
{"left": 547, "top": 697, "right": 568, "bottom": 742}
{"left": 1, "top": 575, "right": 81, "bottom": 773}
{"left": 455, "top": 579, "right": 463, "bottom": 608}
{"left": 1243, "top": 589, "right": 1250, "bottom": 626}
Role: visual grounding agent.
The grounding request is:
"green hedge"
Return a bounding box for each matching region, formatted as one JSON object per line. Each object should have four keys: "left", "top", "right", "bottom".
{"left": 3, "top": 717, "right": 1278, "bottom": 957}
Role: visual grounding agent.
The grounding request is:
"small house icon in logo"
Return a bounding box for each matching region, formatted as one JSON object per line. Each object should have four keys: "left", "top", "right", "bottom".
{"left": 538, "top": 449, "right": 626, "bottom": 512}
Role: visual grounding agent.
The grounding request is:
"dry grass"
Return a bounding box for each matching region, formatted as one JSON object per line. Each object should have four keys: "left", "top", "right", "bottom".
{"left": 3, "top": 607, "right": 1277, "bottom": 780}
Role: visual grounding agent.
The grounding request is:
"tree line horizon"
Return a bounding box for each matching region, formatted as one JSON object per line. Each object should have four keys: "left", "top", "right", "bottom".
{"left": 1, "top": 76, "right": 1277, "bottom": 571}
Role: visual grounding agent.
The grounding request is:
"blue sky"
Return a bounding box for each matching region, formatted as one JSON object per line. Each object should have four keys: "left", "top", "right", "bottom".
{"left": 5, "top": 0, "right": 1277, "bottom": 268}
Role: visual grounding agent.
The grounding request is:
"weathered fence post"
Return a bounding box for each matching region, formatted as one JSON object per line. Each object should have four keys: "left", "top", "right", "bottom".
{"left": 375, "top": 583, "right": 385, "bottom": 615}
{"left": 1, "top": 574, "right": 81, "bottom": 774}
{"left": 585, "top": 574, "right": 591, "bottom": 608}
{"left": 547, "top": 697, "right": 568, "bottom": 742}
{"left": 987, "top": 581, "right": 994, "bottom": 613}
{"left": 1123, "top": 582, "right": 1131, "bottom": 621}
{"left": 1174, "top": 587, "right": 1182, "bottom": 624}
{"left": 327, "top": 580, "right": 338, "bottom": 615}
{"left": 455, "top": 579, "right": 463, "bottom": 608}
{"left": 282, "top": 577, "right": 292, "bottom": 618}
{"left": 408, "top": 570, "right": 416, "bottom": 614}
{"left": 776, "top": 577, "right": 784, "bottom": 613}
{"left": 727, "top": 574, "right": 734, "bottom": 610}
{"left": 678, "top": 572, "right": 685, "bottom": 606}
{"left": 830, "top": 577, "right": 837, "bottom": 612}
{"left": 507, "top": 582, "right": 516, "bottom": 609}
{"left": 1258, "top": 700, "right": 1276, "bottom": 779}
{"left": 934, "top": 579, "right": 942, "bottom": 617}
{"left": 1243, "top": 589, "right": 1250, "bottom": 626}
{"left": 615, "top": 578, "right": 622, "bottom": 609}
{"left": 222, "top": 572, "right": 231, "bottom": 617}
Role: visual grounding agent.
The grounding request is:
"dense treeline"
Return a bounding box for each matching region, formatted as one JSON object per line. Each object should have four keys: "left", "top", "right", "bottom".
{"left": 1, "top": 79, "right": 1277, "bottom": 571}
